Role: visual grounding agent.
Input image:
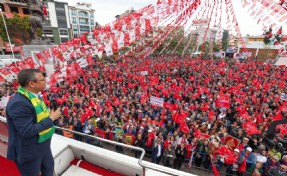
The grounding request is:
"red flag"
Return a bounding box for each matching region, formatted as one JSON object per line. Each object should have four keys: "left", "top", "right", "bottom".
{"left": 24, "top": 57, "right": 35, "bottom": 68}
{"left": 41, "top": 5, "right": 47, "bottom": 16}
{"left": 17, "top": 61, "right": 30, "bottom": 69}
{"left": 215, "top": 93, "right": 230, "bottom": 108}
{"left": 273, "top": 111, "right": 283, "bottom": 121}
{"left": 0, "top": 68, "right": 12, "bottom": 76}
{"left": 95, "top": 128, "right": 107, "bottom": 139}
{"left": 0, "top": 75, "right": 5, "bottom": 83}
{"left": 212, "top": 161, "right": 220, "bottom": 176}
{"left": 279, "top": 105, "right": 287, "bottom": 112}
{"left": 59, "top": 44, "right": 68, "bottom": 53}
{"left": 242, "top": 122, "right": 261, "bottom": 135}
{"left": 238, "top": 158, "right": 246, "bottom": 173}
{"left": 180, "top": 121, "right": 189, "bottom": 134}
{"left": 7, "top": 65, "right": 20, "bottom": 74}
{"left": 43, "top": 50, "right": 52, "bottom": 59}
{"left": 224, "top": 135, "right": 240, "bottom": 151}
{"left": 36, "top": 53, "right": 47, "bottom": 65}
{"left": 146, "top": 131, "right": 155, "bottom": 148}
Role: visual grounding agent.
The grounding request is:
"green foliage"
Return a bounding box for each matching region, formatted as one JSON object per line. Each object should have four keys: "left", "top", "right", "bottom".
{"left": 199, "top": 41, "right": 212, "bottom": 59}
{"left": 213, "top": 43, "right": 220, "bottom": 52}
{"left": 0, "top": 13, "right": 32, "bottom": 45}
{"left": 263, "top": 36, "right": 271, "bottom": 45}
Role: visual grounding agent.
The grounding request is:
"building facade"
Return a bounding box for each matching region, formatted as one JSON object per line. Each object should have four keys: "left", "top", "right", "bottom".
{"left": 0, "top": 0, "right": 29, "bottom": 18}
{"left": 69, "top": 2, "right": 95, "bottom": 38}
{"left": 42, "top": 0, "right": 72, "bottom": 44}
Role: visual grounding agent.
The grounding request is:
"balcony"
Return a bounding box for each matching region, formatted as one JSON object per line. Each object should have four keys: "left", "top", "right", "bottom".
{"left": 79, "top": 22, "right": 89, "bottom": 25}
{"left": 71, "top": 13, "right": 77, "bottom": 16}
{"left": 78, "top": 13, "right": 89, "bottom": 18}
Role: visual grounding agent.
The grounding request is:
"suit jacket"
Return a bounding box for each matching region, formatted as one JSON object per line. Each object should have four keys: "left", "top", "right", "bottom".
{"left": 175, "top": 146, "right": 187, "bottom": 160}
{"left": 151, "top": 143, "right": 163, "bottom": 159}
{"left": 6, "top": 93, "right": 54, "bottom": 164}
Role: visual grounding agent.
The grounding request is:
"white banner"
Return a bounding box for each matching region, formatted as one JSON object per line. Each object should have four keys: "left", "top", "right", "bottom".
{"left": 141, "top": 71, "right": 148, "bottom": 76}
{"left": 150, "top": 96, "right": 164, "bottom": 107}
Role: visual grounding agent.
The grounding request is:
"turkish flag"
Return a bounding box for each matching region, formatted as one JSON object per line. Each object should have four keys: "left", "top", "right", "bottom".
{"left": 43, "top": 49, "right": 52, "bottom": 59}
{"left": 36, "top": 53, "right": 47, "bottom": 65}
{"left": 17, "top": 61, "right": 30, "bottom": 69}
{"left": 0, "top": 68, "right": 12, "bottom": 76}
{"left": 79, "top": 35, "right": 88, "bottom": 45}
{"left": 59, "top": 44, "right": 68, "bottom": 53}
{"left": 7, "top": 65, "right": 20, "bottom": 74}
{"left": 0, "top": 75, "right": 5, "bottom": 83}
{"left": 24, "top": 57, "right": 35, "bottom": 68}
{"left": 51, "top": 46, "right": 61, "bottom": 56}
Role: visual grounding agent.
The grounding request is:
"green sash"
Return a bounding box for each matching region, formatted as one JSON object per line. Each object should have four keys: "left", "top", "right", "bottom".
{"left": 18, "top": 87, "right": 55, "bottom": 143}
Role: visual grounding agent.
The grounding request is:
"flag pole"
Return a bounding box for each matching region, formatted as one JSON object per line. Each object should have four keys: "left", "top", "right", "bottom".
{"left": 0, "top": 8, "right": 15, "bottom": 59}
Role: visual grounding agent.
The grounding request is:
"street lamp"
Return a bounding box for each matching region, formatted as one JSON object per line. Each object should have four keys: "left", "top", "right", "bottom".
{"left": 0, "top": 7, "right": 15, "bottom": 59}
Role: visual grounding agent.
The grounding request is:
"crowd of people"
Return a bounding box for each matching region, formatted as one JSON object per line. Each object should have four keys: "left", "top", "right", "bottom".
{"left": 1, "top": 55, "right": 287, "bottom": 176}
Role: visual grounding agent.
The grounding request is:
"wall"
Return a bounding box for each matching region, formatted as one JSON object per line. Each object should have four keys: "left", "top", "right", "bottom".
{"left": 239, "top": 48, "right": 278, "bottom": 60}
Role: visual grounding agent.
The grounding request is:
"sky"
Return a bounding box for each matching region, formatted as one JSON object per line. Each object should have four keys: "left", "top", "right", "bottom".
{"left": 56, "top": 0, "right": 271, "bottom": 36}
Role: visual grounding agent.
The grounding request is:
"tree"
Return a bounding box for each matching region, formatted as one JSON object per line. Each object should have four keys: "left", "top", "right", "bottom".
{"left": 199, "top": 41, "right": 212, "bottom": 59}
{"left": 263, "top": 27, "right": 272, "bottom": 45}
{"left": 0, "top": 14, "right": 32, "bottom": 45}
{"left": 213, "top": 43, "right": 221, "bottom": 52}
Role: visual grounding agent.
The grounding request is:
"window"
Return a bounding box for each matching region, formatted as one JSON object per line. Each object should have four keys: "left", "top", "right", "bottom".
{"left": 80, "top": 26, "right": 90, "bottom": 30}
{"left": 61, "top": 37, "right": 68, "bottom": 42}
{"left": 48, "top": 37, "right": 54, "bottom": 43}
{"left": 43, "top": 28, "right": 53, "bottom": 35}
{"left": 59, "top": 29, "right": 68, "bottom": 35}
{"left": 79, "top": 18, "right": 88, "bottom": 25}
{"left": 78, "top": 11, "right": 88, "bottom": 17}
{"left": 72, "top": 18, "right": 77, "bottom": 24}
{"left": 55, "top": 7, "right": 65, "bottom": 12}
{"left": 0, "top": 4, "right": 5, "bottom": 12}
{"left": 10, "top": 6, "right": 19, "bottom": 13}
{"left": 22, "top": 8, "right": 30, "bottom": 15}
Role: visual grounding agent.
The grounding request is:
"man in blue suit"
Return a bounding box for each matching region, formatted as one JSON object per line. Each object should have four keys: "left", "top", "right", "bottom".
{"left": 151, "top": 139, "right": 163, "bottom": 164}
{"left": 6, "top": 69, "right": 61, "bottom": 176}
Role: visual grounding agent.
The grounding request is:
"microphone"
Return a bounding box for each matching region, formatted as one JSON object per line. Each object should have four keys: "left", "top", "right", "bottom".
{"left": 50, "top": 99, "right": 58, "bottom": 111}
